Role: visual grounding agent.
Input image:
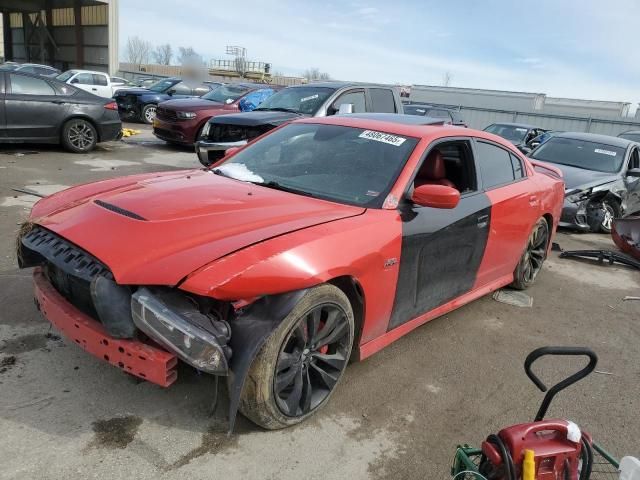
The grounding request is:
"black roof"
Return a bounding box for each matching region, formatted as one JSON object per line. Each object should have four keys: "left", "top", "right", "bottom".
{"left": 346, "top": 113, "right": 449, "bottom": 125}
{"left": 555, "top": 132, "right": 634, "bottom": 148}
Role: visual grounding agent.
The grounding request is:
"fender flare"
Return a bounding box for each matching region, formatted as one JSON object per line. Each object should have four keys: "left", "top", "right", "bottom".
{"left": 226, "top": 288, "right": 308, "bottom": 432}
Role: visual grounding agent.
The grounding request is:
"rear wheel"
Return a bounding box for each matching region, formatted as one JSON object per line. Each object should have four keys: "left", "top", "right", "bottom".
{"left": 61, "top": 119, "right": 97, "bottom": 153}
{"left": 141, "top": 104, "right": 157, "bottom": 124}
{"left": 511, "top": 217, "right": 549, "bottom": 290}
{"left": 239, "top": 284, "right": 354, "bottom": 430}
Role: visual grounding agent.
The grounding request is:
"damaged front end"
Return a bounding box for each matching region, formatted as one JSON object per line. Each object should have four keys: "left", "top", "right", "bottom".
{"left": 561, "top": 186, "right": 617, "bottom": 232}
{"left": 19, "top": 224, "right": 304, "bottom": 431}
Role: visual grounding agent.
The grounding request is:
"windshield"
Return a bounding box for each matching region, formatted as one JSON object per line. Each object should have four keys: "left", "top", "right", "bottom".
{"left": 215, "top": 123, "right": 418, "bottom": 207}
{"left": 254, "top": 87, "right": 335, "bottom": 115}
{"left": 202, "top": 84, "right": 252, "bottom": 103}
{"left": 485, "top": 124, "right": 530, "bottom": 143}
{"left": 619, "top": 132, "right": 640, "bottom": 143}
{"left": 148, "top": 78, "right": 179, "bottom": 93}
{"left": 55, "top": 71, "right": 76, "bottom": 82}
{"left": 530, "top": 137, "right": 625, "bottom": 173}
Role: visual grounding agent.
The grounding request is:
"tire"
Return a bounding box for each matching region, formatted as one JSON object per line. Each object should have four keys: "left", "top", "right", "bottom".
{"left": 511, "top": 217, "right": 550, "bottom": 290}
{"left": 141, "top": 104, "right": 157, "bottom": 124}
{"left": 61, "top": 119, "right": 98, "bottom": 153}
{"left": 598, "top": 199, "right": 620, "bottom": 234}
{"left": 239, "top": 284, "right": 355, "bottom": 430}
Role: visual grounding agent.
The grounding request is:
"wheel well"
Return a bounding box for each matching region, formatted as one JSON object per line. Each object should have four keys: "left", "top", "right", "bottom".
{"left": 61, "top": 116, "right": 101, "bottom": 142}
{"left": 328, "top": 276, "right": 365, "bottom": 361}
{"left": 542, "top": 213, "right": 553, "bottom": 235}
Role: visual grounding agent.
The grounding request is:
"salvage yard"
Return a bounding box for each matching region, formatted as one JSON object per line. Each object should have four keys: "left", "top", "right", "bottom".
{"left": 0, "top": 128, "right": 638, "bottom": 479}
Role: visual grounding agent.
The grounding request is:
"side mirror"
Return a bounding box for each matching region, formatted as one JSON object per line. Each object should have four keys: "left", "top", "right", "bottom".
{"left": 167, "top": 89, "right": 176, "bottom": 96}
{"left": 411, "top": 184, "right": 460, "bottom": 209}
{"left": 70, "top": 78, "right": 79, "bottom": 84}
{"left": 627, "top": 168, "right": 640, "bottom": 178}
{"left": 519, "top": 146, "right": 532, "bottom": 156}
{"left": 337, "top": 103, "right": 354, "bottom": 115}
{"left": 224, "top": 146, "right": 241, "bottom": 157}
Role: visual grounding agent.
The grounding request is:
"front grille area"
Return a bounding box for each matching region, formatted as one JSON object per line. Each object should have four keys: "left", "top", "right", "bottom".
{"left": 156, "top": 106, "right": 178, "bottom": 122}
{"left": 20, "top": 226, "right": 113, "bottom": 319}
{"left": 205, "top": 123, "right": 265, "bottom": 143}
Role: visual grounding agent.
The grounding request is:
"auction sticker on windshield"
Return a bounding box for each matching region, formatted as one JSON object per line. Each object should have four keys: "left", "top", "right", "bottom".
{"left": 594, "top": 148, "right": 617, "bottom": 156}
{"left": 359, "top": 130, "right": 407, "bottom": 146}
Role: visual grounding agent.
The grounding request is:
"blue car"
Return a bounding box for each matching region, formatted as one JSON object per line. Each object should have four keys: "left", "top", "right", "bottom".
{"left": 113, "top": 77, "right": 216, "bottom": 124}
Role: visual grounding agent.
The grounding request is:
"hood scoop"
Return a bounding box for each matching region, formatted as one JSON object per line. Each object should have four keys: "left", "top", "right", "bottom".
{"left": 94, "top": 200, "right": 147, "bottom": 221}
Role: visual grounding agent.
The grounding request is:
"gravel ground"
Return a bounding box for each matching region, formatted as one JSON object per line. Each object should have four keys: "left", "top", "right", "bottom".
{"left": 1, "top": 124, "right": 638, "bottom": 479}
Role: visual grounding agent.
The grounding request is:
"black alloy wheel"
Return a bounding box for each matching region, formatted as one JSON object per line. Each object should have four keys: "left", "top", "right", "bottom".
{"left": 274, "top": 303, "right": 351, "bottom": 417}
{"left": 511, "top": 217, "right": 549, "bottom": 289}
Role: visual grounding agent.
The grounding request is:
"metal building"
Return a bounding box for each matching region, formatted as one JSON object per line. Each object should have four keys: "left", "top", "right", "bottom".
{"left": 409, "top": 85, "right": 631, "bottom": 119}
{"left": 0, "top": 0, "right": 118, "bottom": 74}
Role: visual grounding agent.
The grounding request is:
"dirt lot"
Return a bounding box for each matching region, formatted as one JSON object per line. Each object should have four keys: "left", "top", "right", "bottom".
{"left": 1, "top": 125, "right": 638, "bottom": 480}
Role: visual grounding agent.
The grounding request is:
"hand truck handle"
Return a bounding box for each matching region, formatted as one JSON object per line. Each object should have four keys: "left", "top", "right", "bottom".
{"left": 524, "top": 346, "right": 598, "bottom": 422}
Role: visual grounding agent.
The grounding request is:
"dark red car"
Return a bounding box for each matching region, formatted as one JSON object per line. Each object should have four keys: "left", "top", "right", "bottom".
{"left": 18, "top": 114, "right": 564, "bottom": 430}
{"left": 152, "top": 83, "right": 276, "bottom": 145}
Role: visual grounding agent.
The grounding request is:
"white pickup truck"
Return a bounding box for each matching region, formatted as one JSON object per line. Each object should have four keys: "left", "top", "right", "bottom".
{"left": 55, "top": 70, "right": 135, "bottom": 98}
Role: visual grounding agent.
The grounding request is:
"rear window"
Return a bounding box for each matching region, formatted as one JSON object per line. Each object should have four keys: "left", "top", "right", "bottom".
{"left": 369, "top": 88, "right": 396, "bottom": 113}
{"left": 531, "top": 137, "right": 625, "bottom": 173}
{"left": 485, "top": 124, "right": 530, "bottom": 143}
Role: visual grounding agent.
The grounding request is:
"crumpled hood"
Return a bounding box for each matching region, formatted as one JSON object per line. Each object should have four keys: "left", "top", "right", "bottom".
{"left": 160, "top": 98, "right": 225, "bottom": 111}
{"left": 540, "top": 162, "right": 619, "bottom": 190}
{"left": 211, "top": 110, "right": 307, "bottom": 127}
{"left": 33, "top": 170, "right": 364, "bottom": 286}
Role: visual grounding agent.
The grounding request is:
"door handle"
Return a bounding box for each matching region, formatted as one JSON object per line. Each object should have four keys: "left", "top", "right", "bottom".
{"left": 51, "top": 100, "right": 66, "bottom": 104}
{"left": 91, "top": 88, "right": 97, "bottom": 91}
{"left": 477, "top": 214, "right": 489, "bottom": 228}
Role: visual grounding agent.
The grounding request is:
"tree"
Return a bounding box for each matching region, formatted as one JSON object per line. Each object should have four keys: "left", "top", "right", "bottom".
{"left": 177, "top": 46, "right": 202, "bottom": 66}
{"left": 152, "top": 44, "right": 173, "bottom": 65}
{"left": 125, "top": 36, "right": 152, "bottom": 65}
{"left": 302, "top": 68, "right": 331, "bottom": 81}
{"left": 442, "top": 71, "right": 453, "bottom": 87}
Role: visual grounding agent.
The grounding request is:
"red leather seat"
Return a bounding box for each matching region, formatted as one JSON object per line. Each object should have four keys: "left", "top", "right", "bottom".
{"left": 415, "top": 149, "right": 456, "bottom": 188}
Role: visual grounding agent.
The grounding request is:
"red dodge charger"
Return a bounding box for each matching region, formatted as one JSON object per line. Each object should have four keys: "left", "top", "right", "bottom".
{"left": 18, "top": 114, "right": 563, "bottom": 430}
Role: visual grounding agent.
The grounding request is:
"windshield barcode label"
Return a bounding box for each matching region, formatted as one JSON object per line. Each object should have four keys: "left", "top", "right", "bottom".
{"left": 359, "top": 130, "right": 406, "bottom": 146}
{"left": 594, "top": 148, "right": 616, "bottom": 156}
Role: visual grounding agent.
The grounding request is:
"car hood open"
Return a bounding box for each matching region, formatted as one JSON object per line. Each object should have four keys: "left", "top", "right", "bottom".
{"left": 34, "top": 170, "right": 364, "bottom": 286}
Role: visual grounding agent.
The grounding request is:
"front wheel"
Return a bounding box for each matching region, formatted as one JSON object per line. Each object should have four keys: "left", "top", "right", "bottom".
{"left": 61, "top": 119, "right": 97, "bottom": 153}
{"left": 141, "top": 104, "right": 157, "bottom": 124}
{"left": 598, "top": 199, "right": 620, "bottom": 233}
{"left": 239, "top": 284, "right": 354, "bottom": 430}
{"left": 511, "top": 217, "right": 549, "bottom": 290}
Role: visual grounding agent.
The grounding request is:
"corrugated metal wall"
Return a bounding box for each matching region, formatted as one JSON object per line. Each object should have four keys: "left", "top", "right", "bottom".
{"left": 421, "top": 104, "right": 640, "bottom": 136}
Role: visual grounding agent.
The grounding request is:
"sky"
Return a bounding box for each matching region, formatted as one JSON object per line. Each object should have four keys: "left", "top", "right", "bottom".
{"left": 120, "top": 0, "right": 640, "bottom": 104}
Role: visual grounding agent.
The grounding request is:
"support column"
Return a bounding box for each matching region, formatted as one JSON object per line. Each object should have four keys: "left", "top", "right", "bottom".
{"left": 73, "top": 0, "right": 83, "bottom": 68}
{"left": 22, "top": 12, "right": 30, "bottom": 61}
{"left": 45, "top": 0, "right": 54, "bottom": 65}
{"left": 3, "top": 13, "right": 12, "bottom": 61}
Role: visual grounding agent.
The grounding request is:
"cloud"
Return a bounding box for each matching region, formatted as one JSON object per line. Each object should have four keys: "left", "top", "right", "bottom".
{"left": 119, "top": 0, "right": 639, "bottom": 104}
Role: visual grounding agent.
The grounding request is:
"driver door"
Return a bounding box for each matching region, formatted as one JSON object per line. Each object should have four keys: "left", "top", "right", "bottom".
{"left": 624, "top": 146, "right": 640, "bottom": 215}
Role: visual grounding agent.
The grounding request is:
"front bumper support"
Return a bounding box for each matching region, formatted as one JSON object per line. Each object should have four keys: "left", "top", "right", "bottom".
{"left": 33, "top": 268, "right": 178, "bottom": 386}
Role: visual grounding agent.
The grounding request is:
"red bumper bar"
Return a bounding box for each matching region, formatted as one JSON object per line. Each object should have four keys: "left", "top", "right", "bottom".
{"left": 33, "top": 268, "right": 178, "bottom": 387}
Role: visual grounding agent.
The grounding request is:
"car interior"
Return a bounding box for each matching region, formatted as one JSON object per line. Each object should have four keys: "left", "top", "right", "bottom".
{"left": 413, "top": 141, "right": 477, "bottom": 194}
